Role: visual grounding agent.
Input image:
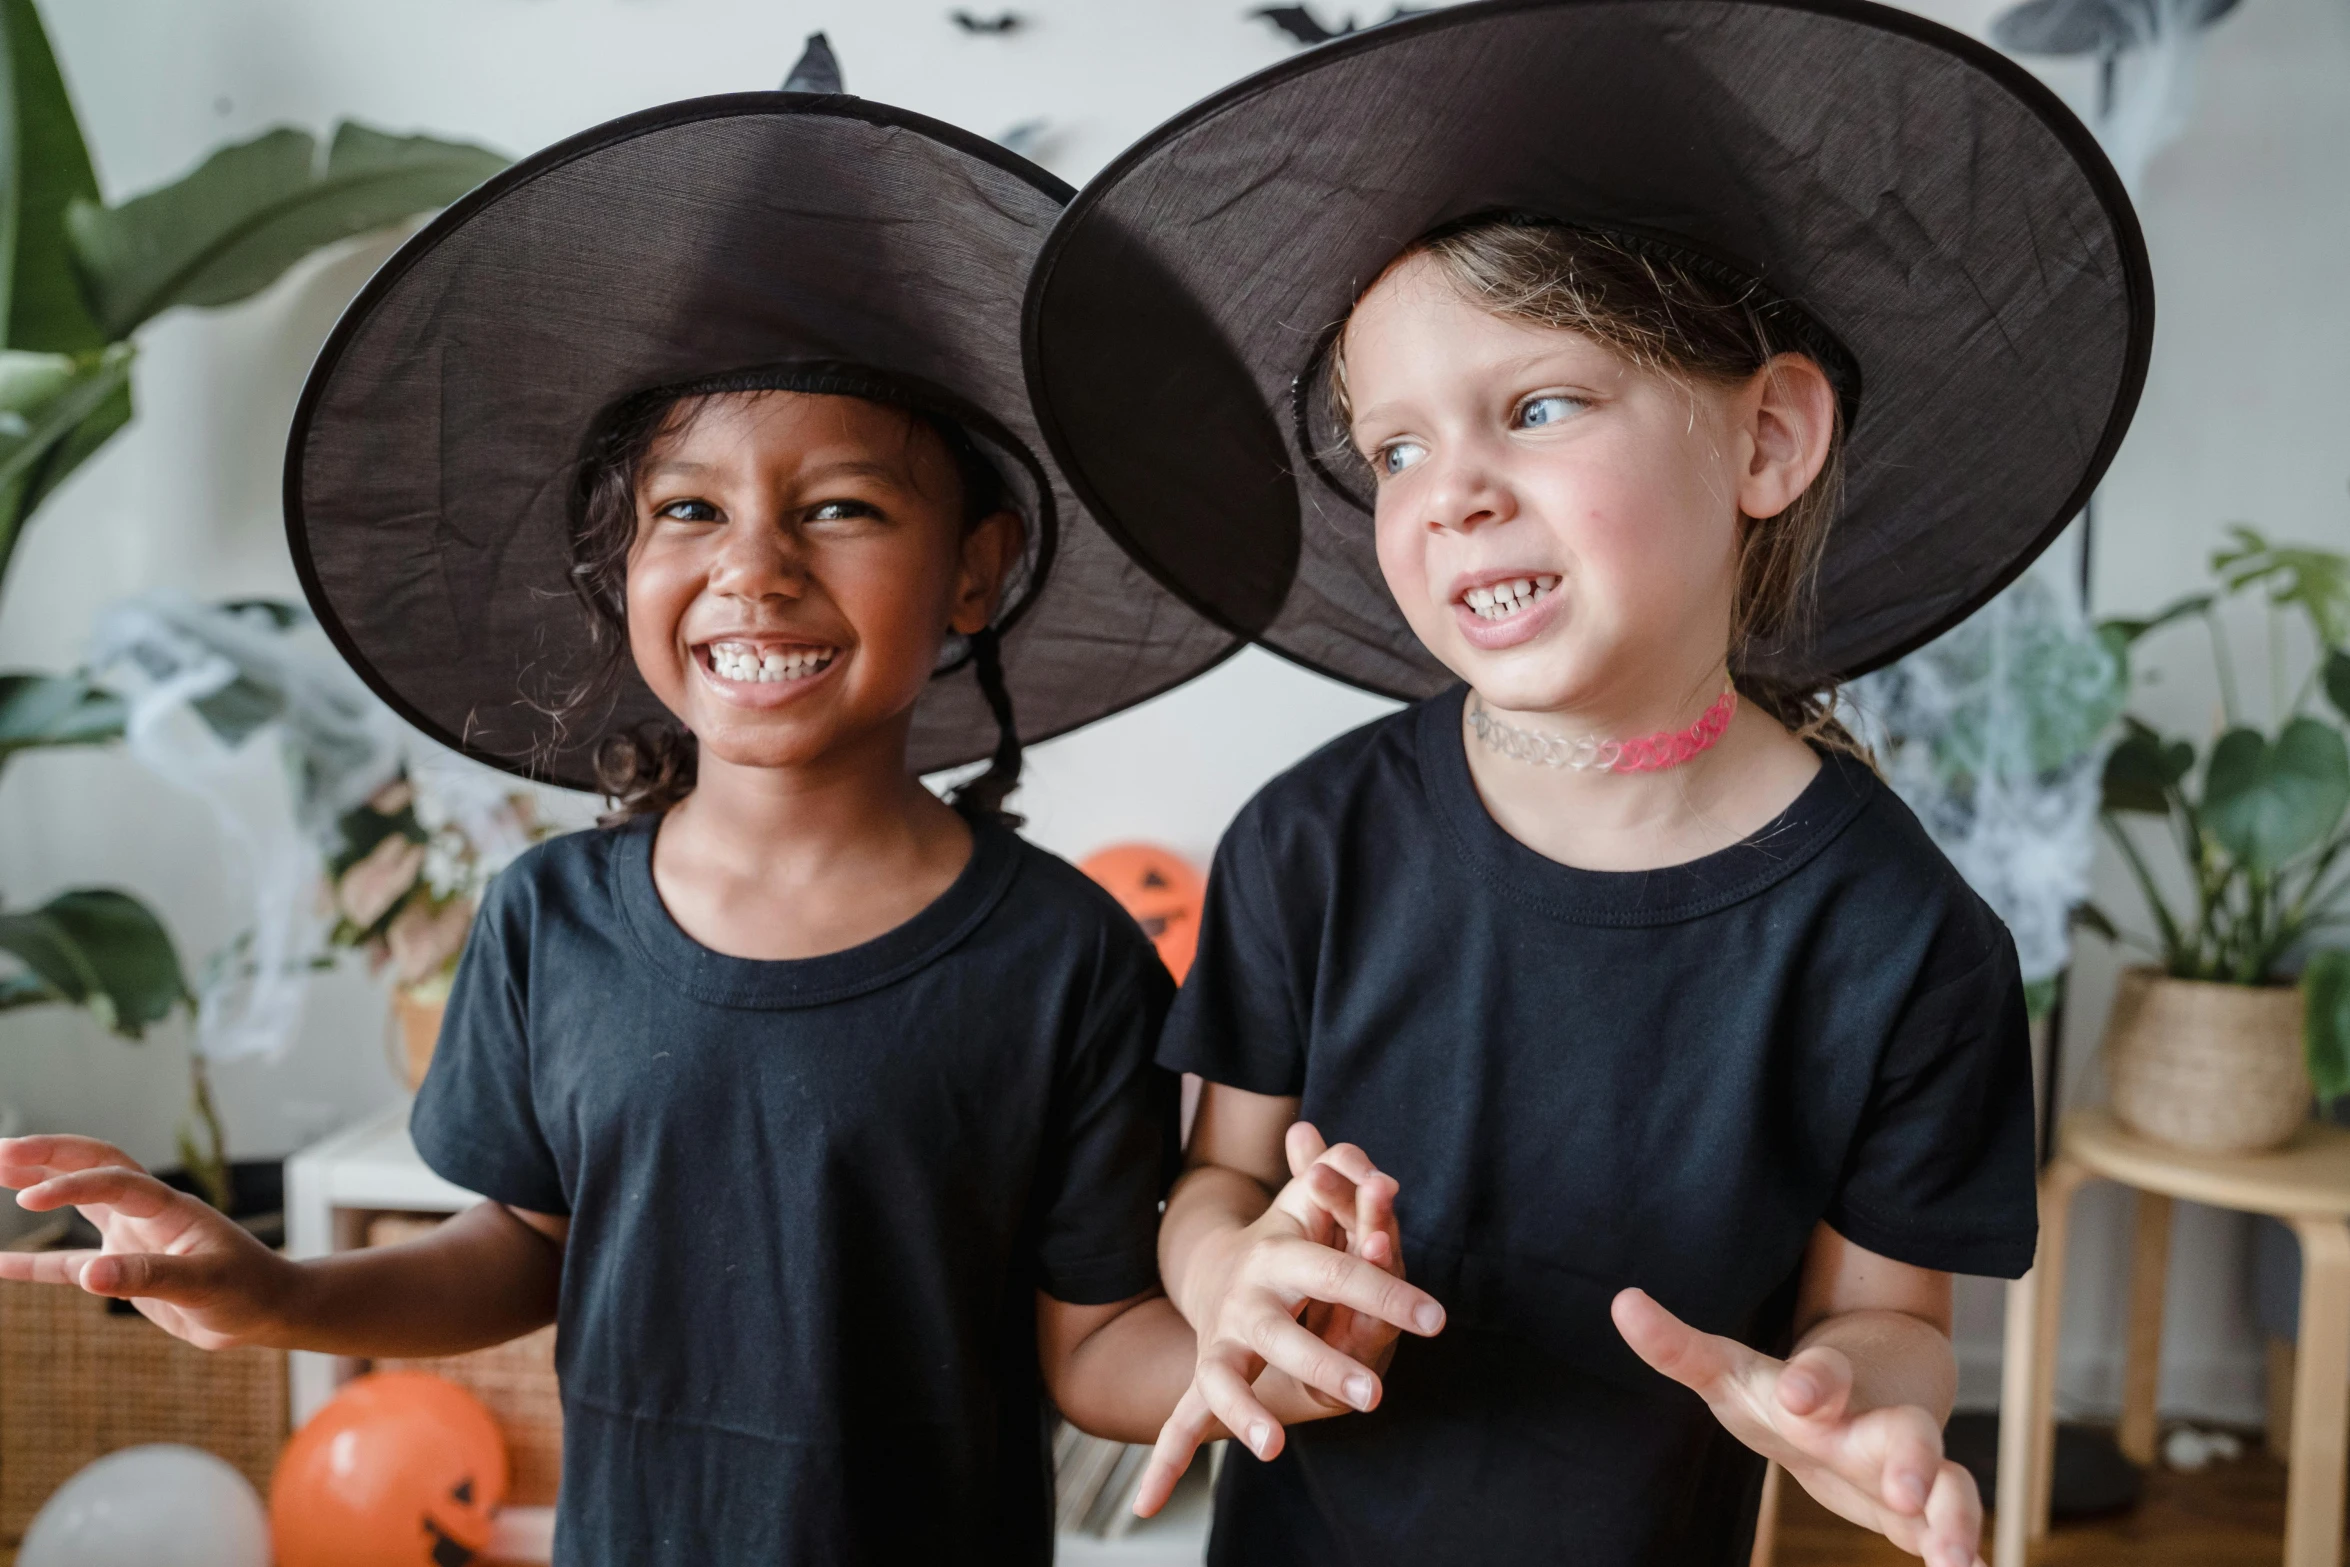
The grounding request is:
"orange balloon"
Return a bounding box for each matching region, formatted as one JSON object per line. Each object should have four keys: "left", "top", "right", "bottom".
{"left": 1079, "top": 842, "right": 1206, "bottom": 983}
{"left": 271, "top": 1371, "right": 508, "bottom": 1567}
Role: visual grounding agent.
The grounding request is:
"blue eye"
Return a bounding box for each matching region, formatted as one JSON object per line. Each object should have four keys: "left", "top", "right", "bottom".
{"left": 1517, "top": 394, "right": 1585, "bottom": 429}
{"left": 1377, "top": 440, "right": 1428, "bottom": 478}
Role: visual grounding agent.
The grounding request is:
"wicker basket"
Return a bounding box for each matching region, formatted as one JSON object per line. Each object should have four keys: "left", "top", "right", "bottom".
{"left": 0, "top": 1228, "right": 287, "bottom": 1543}
{"left": 366, "top": 1214, "right": 563, "bottom": 1506}
{"left": 2106, "top": 966, "right": 2311, "bottom": 1153}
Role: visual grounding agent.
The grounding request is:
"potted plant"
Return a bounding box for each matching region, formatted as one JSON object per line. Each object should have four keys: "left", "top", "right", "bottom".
{"left": 325, "top": 771, "right": 550, "bottom": 1090}
{"left": 2088, "top": 526, "right": 2350, "bottom": 1152}
{"left": 0, "top": 0, "right": 504, "bottom": 1206}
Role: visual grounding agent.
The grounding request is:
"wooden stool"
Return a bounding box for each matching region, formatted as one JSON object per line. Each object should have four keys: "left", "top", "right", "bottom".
{"left": 1994, "top": 1108, "right": 2350, "bottom": 1567}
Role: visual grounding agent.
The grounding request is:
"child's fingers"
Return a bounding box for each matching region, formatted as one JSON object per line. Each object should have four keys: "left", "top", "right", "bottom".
{"left": 0, "top": 1248, "right": 101, "bottom": 1286}
{"left": 1611, "top": 1287, "right": 1747, "bottom": 1399}
{"left": 1194, "top": 1344, "right": 1286, "bottom": 1462}
{"left": 1920, "top": 1458, "right": 1982, "bottom": 1567}
{"left": 1242, "top": 1305, "right": 1382, "bottom": 1413}
{"left": 76, "top": 1250, "right": 226, "bottom": 1304}
{"left": 1261, "top": 1239, "right": 1445, "bottom": 1336}
{"left": 0, "top": 1135, "right": 147, "bottom": 1189}
{"left": 1133, "top": 1386, "right": 1220, "bottom": 1519}
{"left": 1283, "top": 1121, "right": 1329, "bottom": 1180}
{"left": 1352, "top": 1169, "right": 1402, "bottom": 1275}
{"left": 1776, "top": 1344, "right": 1853, "bottom": 1424}
{"left": 17, "top": 1166, "right": 188, "bottom": 1225}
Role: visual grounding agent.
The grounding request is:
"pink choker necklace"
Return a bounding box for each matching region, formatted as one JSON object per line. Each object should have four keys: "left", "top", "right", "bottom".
{"left": 1466, "top": 686, "right": 1737, "bottom": 774}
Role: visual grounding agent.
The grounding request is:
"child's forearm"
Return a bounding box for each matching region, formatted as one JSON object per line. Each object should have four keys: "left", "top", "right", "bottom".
{"left": 1792, "top": 1307, "right": 1957, "bottom": 1423}
{"left": 269, "top": 1201, "right": 562, "bottom": 1358}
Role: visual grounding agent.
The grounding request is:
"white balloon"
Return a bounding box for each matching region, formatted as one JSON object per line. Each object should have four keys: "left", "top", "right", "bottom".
{"left": 19, "top": 1445, "right": 269, "bottom": 1567}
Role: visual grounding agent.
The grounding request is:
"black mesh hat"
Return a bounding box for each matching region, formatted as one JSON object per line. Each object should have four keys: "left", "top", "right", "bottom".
{"left": 1023, "top": 0, "right": 2154, "bottom": 698}
{"left": 287, "top": 93, "right": 1237, "bottom": 792}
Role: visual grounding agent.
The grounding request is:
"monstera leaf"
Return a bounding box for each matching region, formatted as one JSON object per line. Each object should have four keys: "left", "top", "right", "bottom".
{"left": 2202, "top": 719, "right": 2350, "bottom": 873}
{"left": 65, "top": 121, "right": 508, "bottom": 340}
{"left": 2102, "top": 720, "right": 2195, "bottom": 815}
{"left": 0, "top": 887, "right": 188, "bottom": 1038}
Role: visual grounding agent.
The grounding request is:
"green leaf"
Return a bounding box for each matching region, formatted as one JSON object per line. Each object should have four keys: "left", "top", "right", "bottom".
{"left": 66, "top": 121, "right": 507, "bottom": 339}
{"left": 0, "top": 340, "right": 129, "bottom": 577}
{"left": 0, "top": 887, "right": 187, "bottom": 1037}
{"left": 2211, "top": 523, "right": 2350, "bottom": 650}
{"left": 1, "top": 0, "right": 105, "bottom": 353}
{"left": 2098, "top": 593, "right": 2214, "bottom": 649}
{"left": 0, "top": 669, "right": 121, "bottom": 764}
{"left": 2073, "top": 902, "right": 2122, "bottom": 942}
{"left": 2102, "top": 724, "right": 2194, "bottom": 814}
{"left": 2327, "top": 649, "right": 2350, "bottom": 724}
{"left": 11, "top": 367, "right": 125, "bottom": 522}
{"left": 2308, "top": 949, "right": 2350, "bottom": 1105}
{"left": 2203, "top": 719, "right": 2350, "bottom": 872}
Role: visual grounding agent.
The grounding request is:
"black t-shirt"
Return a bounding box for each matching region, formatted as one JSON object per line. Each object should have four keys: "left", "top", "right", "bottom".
{"left": 412, "top": 815, "right": 1177, "bottom": 1567}
{"left": 1159, "top": 688, "right": 2036, "bottom": 1566}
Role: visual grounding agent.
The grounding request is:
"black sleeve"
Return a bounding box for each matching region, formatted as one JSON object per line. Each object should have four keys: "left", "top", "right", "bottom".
{"left": 1034, "top": 946, "right": 1181, "bottom": 1305}
{"left": 1825, "top": 918, "right": 2039, "bottom": 1279}
{"left": 1155, "top": 802, "right": 1312, "bottom": 1095}
{"left": 410, "top": 870, "right": 570, "bottom": 1217}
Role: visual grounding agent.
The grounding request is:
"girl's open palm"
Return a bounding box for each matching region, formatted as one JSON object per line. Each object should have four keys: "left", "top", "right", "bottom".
{"left": 0, "top": 1135, "right": 292, "bottom": 1350}
{"left": 1612, "top": 1289, "right": 1983, "bottom": 1567}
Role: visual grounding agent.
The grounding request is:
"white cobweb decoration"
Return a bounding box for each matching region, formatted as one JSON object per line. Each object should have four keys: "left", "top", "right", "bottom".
{"left": 1846, "top": 560, "right": 2126, "bottom": 989}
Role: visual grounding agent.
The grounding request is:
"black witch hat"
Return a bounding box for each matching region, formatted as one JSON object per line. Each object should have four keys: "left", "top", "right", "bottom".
{"left": 1022, "top": 0, "right": 2154, "bottom": 698}
{"left": 286, "top": 90, "right": 1236, "bottom": 791}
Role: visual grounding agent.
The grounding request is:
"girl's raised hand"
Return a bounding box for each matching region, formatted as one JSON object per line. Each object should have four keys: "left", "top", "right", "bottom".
{"left": 1612, "top": 1288, "right": 1983, "bottom": 1567}
{"left": 1135, "top": 1125, "right": 1444, "bottom": 1519}
{"left": 0, "top": 1135, "right": 296, "bottom": 1350}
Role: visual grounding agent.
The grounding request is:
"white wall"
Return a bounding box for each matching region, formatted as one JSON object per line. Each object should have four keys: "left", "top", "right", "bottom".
{"left": 3, "top": 0, "right": 2346, "bottom": 1422}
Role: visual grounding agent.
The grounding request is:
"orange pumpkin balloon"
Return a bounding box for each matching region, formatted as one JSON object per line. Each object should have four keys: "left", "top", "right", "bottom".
{"left": 1079, "top": 842, "right": 1206, "bottom": 982}
{"left": 271, "top": 1371, "right": 508, "bottom": 1567}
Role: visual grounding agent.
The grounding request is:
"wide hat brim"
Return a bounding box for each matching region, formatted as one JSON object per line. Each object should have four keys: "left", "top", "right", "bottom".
{"left": 288, "top": 93, "right": 1237, "bottom": 792}
{"left": 1023, "top": 0, "right": 2154, "bottom": 697}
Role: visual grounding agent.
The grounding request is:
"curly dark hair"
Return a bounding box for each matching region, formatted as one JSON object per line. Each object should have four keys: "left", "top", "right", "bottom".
{"left": 562, "top": 378, "right": 1023, "bottom": 826}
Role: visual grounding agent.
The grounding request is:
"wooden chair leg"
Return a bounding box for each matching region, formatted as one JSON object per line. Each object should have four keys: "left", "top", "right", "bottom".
{"left": 1995, "top": 1155, "right": 2090, "bottom": 1567}
{"left": 1748, "top": 1461, "right": 1781, "bottom": 1567}
{"left": 2117, "top": 1191, "right": 2174, "bottom": 1465}
{"left": 2283, "top": 1217, "right": 2350, "bottom": 1567}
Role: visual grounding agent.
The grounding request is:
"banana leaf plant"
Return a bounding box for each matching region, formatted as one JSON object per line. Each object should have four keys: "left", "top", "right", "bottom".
{"left": 0, "top": 0, "right": 505, "bottom": 1203}
{"left": 2086, "top": 526, "right": 2350, "bottom": 1102}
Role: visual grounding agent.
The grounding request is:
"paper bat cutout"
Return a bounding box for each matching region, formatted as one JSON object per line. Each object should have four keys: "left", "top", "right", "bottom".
{"left": 952, "top": 9, "right": 1027, "bottom": 32}
{"left": 1250, "top": 4, "right": 1428, "bottom": 46}
{"left": 783, "top": 31, "right": 844, "bottom": 93}
{"left": 1989, "top": 0, "right": 2236, "bottom": 55}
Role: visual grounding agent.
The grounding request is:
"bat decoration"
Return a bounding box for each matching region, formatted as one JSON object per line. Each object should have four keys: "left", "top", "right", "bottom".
{"left": 952, "top": 9, "right": 1027, "bottom": 32}
{"left": 996, "top": 118, "right": 1070, "bottom": 164}
{"left": 783, "top": 31, "right": 844, "bottom": 93}
{"left": 1250, "top": 4, "right": 1429, "bottom": 46}
{"left": 1989, "top": 0, "right": 2236, "bottom": 55}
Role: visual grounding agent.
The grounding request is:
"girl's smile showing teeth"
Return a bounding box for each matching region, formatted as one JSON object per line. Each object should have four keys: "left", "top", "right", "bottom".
{"left": 1460, "top": 575, "right": 1558, "bottom": 621}
{"left": 698, "top": 639, "right": 839, "bottom": 690}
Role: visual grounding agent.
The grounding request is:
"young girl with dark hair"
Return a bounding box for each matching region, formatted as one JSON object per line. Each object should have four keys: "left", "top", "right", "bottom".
{"left": 1023, "top": 3, "right": 2151, "bottom": 1563}
{"left": 0, "top": 96, "right": 1436, "bottom": 1564}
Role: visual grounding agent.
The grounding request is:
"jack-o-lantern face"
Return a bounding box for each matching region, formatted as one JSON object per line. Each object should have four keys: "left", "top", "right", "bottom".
{"left": 272, "top": 1371, "right": 509, "bottom": 1567}
{"left": 1079, "top": 843, "right": 1207, "bottom": 982}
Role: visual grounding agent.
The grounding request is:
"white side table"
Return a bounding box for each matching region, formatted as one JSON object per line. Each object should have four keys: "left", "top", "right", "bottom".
{"left": 282, "top": 1102, "right": 1209, "bottom": 1565}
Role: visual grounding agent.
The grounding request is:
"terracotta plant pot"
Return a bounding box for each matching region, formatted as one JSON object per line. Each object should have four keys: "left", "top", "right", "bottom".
{"left": 392, "top": 987, "right": 449, "bottom": 1093}
{"left": 2105, "top": 966, "right": 2310, "bottom": 1153}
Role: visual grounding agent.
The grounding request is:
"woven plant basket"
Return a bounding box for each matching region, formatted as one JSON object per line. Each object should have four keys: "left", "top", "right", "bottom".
{"left": 0, "top": 1232, "right": 287, "bottom": 1543}
{"left": 2106, "top": 966, "right": 2311, "bottom": 1153}
{"left": 367, "top": 1213, "right": 563, "bottom": 1506}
